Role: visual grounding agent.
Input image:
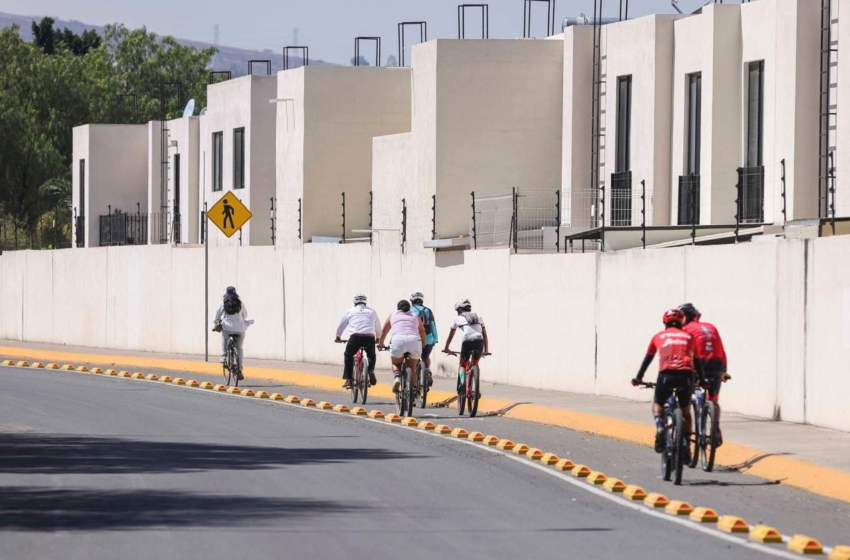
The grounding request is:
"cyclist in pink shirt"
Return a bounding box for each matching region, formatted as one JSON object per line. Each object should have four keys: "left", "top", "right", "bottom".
{"left": 378, "top": 300, "right": 427, "bottom": 393}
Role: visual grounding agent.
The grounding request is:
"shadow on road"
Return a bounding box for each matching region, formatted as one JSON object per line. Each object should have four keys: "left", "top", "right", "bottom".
{"left": 0, "top": 433, "right": 424, "bottom": 475}
{"left": 0, "top": 487, "right": 356, "bottom": 532}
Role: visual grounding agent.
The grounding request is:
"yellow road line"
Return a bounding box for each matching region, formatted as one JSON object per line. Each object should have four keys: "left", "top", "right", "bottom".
{"left": 2, "top": 344, "right": 849, "bottom": 504}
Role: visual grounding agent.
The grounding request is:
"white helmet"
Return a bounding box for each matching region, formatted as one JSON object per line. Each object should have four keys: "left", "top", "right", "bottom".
{"left": 353, "top": 293, "right": 367, "bottom": 305}
{"left": 454, "top": 298, "right": 471, "bottom": 311}
{"left": 410, "top": 292, "right": 424, "bottom": 304}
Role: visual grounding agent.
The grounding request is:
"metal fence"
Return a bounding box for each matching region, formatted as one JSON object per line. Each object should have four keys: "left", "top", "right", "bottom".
{"left": 99, "top": 213, "right": 149, "bottom": 246}
{"left": 610, "top": 171, "right": 632, "bottom": 226}
{"left": 563, "top": 187, "right": 653, "bottom": 230}
{"left": 677, "top": 175, "right": 700, "bottom": 225}
{"left": 737, "top": 166, "right": 765, "bottom": 223}
{"left": 471, "top": 188, "right": 559, "bottom": 251}
{"left": 471, "top": 189, "right": 514, "bottom": 248}
{"left": 75, "top": 215, "right": 85, "bottom": 247}
{"left": 149, "top": 213, "right": 169, "bottom": 245}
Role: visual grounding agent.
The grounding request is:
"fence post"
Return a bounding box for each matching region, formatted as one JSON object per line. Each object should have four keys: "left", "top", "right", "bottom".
{"left": 73, "top": 207, "right": 77, "bottom": 248}
{"left": 690, "top": 172, "right": 696, "bottom": 246}
{"left": 471, "top": 191, "right": 477, "bottom": 249}
{"left": 270, "top": 197, "right": 276, "bottom": 246}
{"left": 512, "top": 187, "right": 518, "bottom": 252}
{"left": 401, "top": 198, "right": 407, "bottom": 253}
{"left": 829, "top": 151, "right": 836, "bottom": 235}
{"left": 238, "top": 227, "right": 242, "bottom": 246}
{"left": 641, "top": 179, "right": 646, "bottom": 249}
{"left": 735, "top": 167, "right": 742, "bottom": 244}
{"left": 780, "top": 159, "right": 787, "bottom": 228}
{"left": 298, "top": 198, "right": 302, "bottom": 240}
{"left": 341, "top": 191, "right": 346, "bottom": 244}
{"left": 555, "top": 190, "right": 561, "bottom": 253}
{"left": 369, "top": 190, "right": 373, "bottom": 245}
{"left": 432, "top": 194, "right": 436, "bottom": 240}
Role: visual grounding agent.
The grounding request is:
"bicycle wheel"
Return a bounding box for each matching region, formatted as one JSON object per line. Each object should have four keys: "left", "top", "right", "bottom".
{"left": 359, "top": 356, "right": 369, "bottom": 405}
{"left": 701, "top": 401, "right": 719, "bottom": 472}
{"left": 457, "top": 371, "right": 466, "bottom": 416}
{"left": 689, "top": 403, "right": 700, "bottom": 469}
{"left": 351, "top": 356, "right": 360, "bottom": 403}
{"left": 468, "top": 365, "right": 480, "bottom": 417}
{"left": 672, "top": 408, "right": 685, "bottom": 485}
{"left": 661, "top": 411, "right": 673, "bottom": 482}
{"left": 417, "top": 363, "right": 428, "bottom": 409}
{"left": 404, "top": 367, "right": 414, "bottom": 417}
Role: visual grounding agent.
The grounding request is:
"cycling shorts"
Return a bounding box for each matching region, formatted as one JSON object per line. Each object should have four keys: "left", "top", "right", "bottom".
{"left": 390, "top": 334, "right": 422, "bottom": 360}
{"left": 653, "top": 371, "right": 694, "bottom": 410}
{"left": 421, "top": 344, "right": 434, "bottom": 362}
{"left": 460, "top": 339, "right": 485, "bottom": 363}
{"left": 703, "top": 360, "right": 724, "bottom": 401}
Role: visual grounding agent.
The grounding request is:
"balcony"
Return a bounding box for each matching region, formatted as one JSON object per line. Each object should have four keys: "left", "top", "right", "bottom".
{"left": 737, "top": 166, "right": 765, "bottom": 223}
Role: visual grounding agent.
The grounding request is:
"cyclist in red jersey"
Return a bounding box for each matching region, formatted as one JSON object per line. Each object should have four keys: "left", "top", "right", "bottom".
{"left": 679, "top": 303, "right": 728, "bottom": 446}
{"left": 632, "top": 308, "right": 705, "bottom": 456}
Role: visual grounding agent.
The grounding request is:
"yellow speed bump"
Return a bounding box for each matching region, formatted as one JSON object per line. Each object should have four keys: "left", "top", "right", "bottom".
{"left": 587, "top": 471, "right": 607, "bottom": 484}
{"left": 644, "top": 493, "right": 670, "bottom": 508}
{"left": 468, "top": 431, "right": 484, "bottom": 442}
{"left": 555, "top": 459, "right": 576, "bottom": 471}
{"left": 749, "top": 525, "right": 783, "bottom": 544}
{"left": 664, "top": 501, "right": 693, "bottom": 516}
{"left": 571, "top": 465, "right": 592, "bottom": 478}
{"left": 145, "top": 374, "right": 159, "bottom": 381}
{"left": 172, "top": 378, "right": 186, "bottom": 385}
{"left": 77, "top": 366, "right": 90, "bottom": 372}
{"left": 46, "top": 363, "right": 60, "bottom": 370}
{"left": 689, "top": 507, "right": 719, "bottom": 523}
{"left": 199, "top": 381, "right": 214, "bottom": 389}
{"left": 317, "top": 401, "right": 333, "bottom": 410}
{"left": 16, "top": 361, "right": 30, "bottom": 367}
{"left": 482, "top": 435, "right": 500, "bottom": 446}
{"left": 512, "top": 443, "right": 531, "bottom": 455}
{"left": 450, "top": 428, "right": 469, "bottom": 438}
{"left": 226, "top": 387, "right": 241, "bottom": 394}
{"left": 240, "top": 389, "right": 255, "bottom": 397}
{"left": 105, "top": 369, "right": 118, "bottom": 376}
{"left": 254, "top": 391, "right": 270, "bottom": 399}
{"left": 401, "top": 417, "right": 419, "bottom": 427}
{"left": 350, "top": 407, "right": 367, "bottom": 416}
{"left": 301, "top": 399, "right": 317, "bottom": 407}
{"left": 61, "top": 365, "right": 75, "bottom": 371}
{"left": 385, "top": 414, "right": 402, "bottom": 423}
{"left": 540, "top": 453, "right": 560, "bottom": 465}
{"left": 603, "top": 478, "right": 626, "bottom": 493}
{"left": 118, "top": 370, "right": 130, "bottom": 377}
{"left": 434, "top": 424, "right": 451, "bottom": 434}
{"left": 269, "top": 393, "right": 284, "bottom": 400}
{"left": 417, "top": 421, "right": 436, "bottom": 430}
{"left": 158, "top": 375, "right": 173, "bottom": 383}
{"left": 213, "top": 384, "right": 227, "bottom": 392}
{"left": 332, "top": 404, "right": 350, "bottom": 413}
{"left": 131, "top": 373, "right": 145, "bottom": 379}
{"left": 368, "top": 410, "right": 385, "bottom": 419}
{"left": 496, "top": 439, "right": 515, "bottom": 451}
{"left": 624, "top": 485, "right": 647, "bottom": 501}
{"left": 787, "top": 535, "right": 823, "bottom": 555}
{"left": 717, "top": 516, "right": 749, "bottom": 534}
{"left": 2, "top": 360, "right": 14, "bottom": 366}
{"left": 185, "top": 380, "right": 200, "bottom": 387}
{"left": 31, "top": 362, "right": 45, "bottom": 369}
{"left": 92, "top": 368, "right": 104, "bottom": 374}
{"left": 526, "top": 448, "right": 545, "bottom": 461}
{"left": 284, "top": 395, "right": 300, "bottom": 404}
{"left": 829, "top": 546, "right": 850, "bottom": 560}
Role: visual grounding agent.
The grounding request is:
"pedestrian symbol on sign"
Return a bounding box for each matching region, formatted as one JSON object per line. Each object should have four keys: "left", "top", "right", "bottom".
{"left": 208, "top": 193, "right": 252, "bottom": 238}
{"left": 222, "top": 198, "right": 235, "bottom": 229}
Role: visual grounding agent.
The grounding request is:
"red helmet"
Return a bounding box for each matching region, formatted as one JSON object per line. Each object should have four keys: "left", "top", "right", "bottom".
{"left": 662, "top": 308, "right": 685, "bottom": 326}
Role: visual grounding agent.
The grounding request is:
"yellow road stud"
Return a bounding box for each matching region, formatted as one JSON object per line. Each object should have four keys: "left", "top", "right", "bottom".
{"left": 350, "top": 407, "right": 367, "bottom": 416}
{"left": 61, "top": 365, "right": 75, "bottom": 370}
{"left": 434, "top": 424, "right": 451, "bottom": 434}
{"left": 828, "top": 546, "right": 850, "bottom": 560}
{"left": 46, "top": 363, "right": 59, "bottom": 369}
{"left": 158, "top": 376, "right": 173, "bottom": 383}
{"left": 468, "top": 431, "right": 485, "bottom": 442}
{"left": 644, "top": 493, "right": 669, "bottom": 508}
{"left": 418, "top": 421, "right": 436, "bottom": 430}
{"left": 512, "top": 444, "right": 531, "bottom": 455}
{"left": 284, "top": 395, "right": 300, "bottom": 404}
{"left": 402, "top": 417, "right": 419, "bottom": 427}
{"left": 497, "top": 439, "right": 516, "bottom": 451}
{"left": 2, "top": 360, "right": 14, "bottom": 366}
{"left": 118, "top": 370, "right": 130, "bottom": 377}
{"left": 368, "top": 410, "right": 385, "bottom": 419}
{"left": 198, "top": 381, "right": 214, "bottom": 389}
{"left": 172, "top": 378, "right": 186, "bottom": 385}
{"left": 587, "top": 471, "right": 607, "bottom": 484}
{"left": 145, "top": 374, "right": 158, "bottom": 381}
{"left": 664, "top": 501, "right": 693, "bottom": 516}
{"left": 301, "top": 399, "right": 317, "bottom": 407}
{"left": 787, "top": 535, "right": 823, "bottom": 555}
{"left": 131, "top": 373, "right": 145, "bottom": 379}
{"left": 16, "top": 361, "right": 30, "bottom": 367}
{"left": 482, "top": 435, "right": 500, "bottom": 445}
{"left": 254, "top": 391, "right": 270, "bottom": 399}
{"left": 750, "top": 525, "right": 782, "bottom": 544}
{"left": 269, "top": 393, "right": 284, "bottom": 400}
{"left": 77, "top": 366, "right": 90, "bottom": 372}
{"left": 689, "top": 507, "right": 719, "bottom": 523}
{"left": 317, "top": 401, "right": 333, "bottom": 409}
{"left": 105, "top": 369, "right": 118, "bottom": 376}
{"left": 571, "top": 465, "right": 592, "bottom": 478}
{"left": 717, "top": 516, "right": 749, "bottom": 534}
{"left": 624, "top": 485, "right": 647, "bottom": 501}
{"left": 526, "top": 448, "right": 545, "bottom": 461}
{"left": 333, "top": 404, "right": 350, "bottom": 413}
{"left": 213, "top": 384, "right": 227, "bottom": 392}
{"left": 185, "top": 379, "right": 200, "bottom": 387}
{"left": 31, "top": 362, "right": 45, "bottom": 368}
{"left": 555, "top": 459, "right": 576, "bottom": 471}
{"left": 450, "top": 428, "right": 469, "bottom": 438}
{"left": 603, "top": 478, "right": 626, "bottom": 493}
{"left": 240, "top": 389, "right": 255, "bottom": 397}
{"left": 385, "top": 414, "right": 402, "bottom": 423}
{"left": 540, "top": 453, "right": 560, "bottom": 465}
{"left": 226, "top": 387, "right": 241, "bottom": 394}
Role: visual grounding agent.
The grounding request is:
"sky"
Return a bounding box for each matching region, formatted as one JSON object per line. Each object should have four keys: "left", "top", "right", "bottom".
{"left": 2, "top": 0, "right": 702, "bottom": 65}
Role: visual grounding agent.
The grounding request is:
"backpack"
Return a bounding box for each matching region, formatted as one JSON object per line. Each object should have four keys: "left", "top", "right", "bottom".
{"left": 223, "top": 297, "right": 242, "bottom": 316}
{"left": 461, "top": 312, "right": 479, "bottom": 327}
{"left": 415, "top": 305, "right": 434, "bottom": 336}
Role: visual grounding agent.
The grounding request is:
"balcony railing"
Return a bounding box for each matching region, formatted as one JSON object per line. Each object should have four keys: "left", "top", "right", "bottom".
{"left": 737, "top": 166, "right": 765, "bottom": 223}
{"left": 677, "top": 174, "right": 700, "bottom": 225}
{"left": 98, "top": 213, "right": 149, "bottom": 246}
{"left": 610, "top": 171, "right": 633, "bottom": 226}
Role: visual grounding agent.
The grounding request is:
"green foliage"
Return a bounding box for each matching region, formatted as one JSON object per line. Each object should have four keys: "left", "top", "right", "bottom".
{"left": 32, "top": 17, "right": 101, "bottom": 56}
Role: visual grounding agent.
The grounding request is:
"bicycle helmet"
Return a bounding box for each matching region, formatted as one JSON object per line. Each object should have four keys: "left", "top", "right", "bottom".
{"left": 353, "top": 293, "right": 367, "bottom": 305}
{"left": 678, "top": 303, "right": 700, "bottom": 321}
{"left": 454, "top": 298, "right": 472, "bottom": 312}
{"left": 662, "top": 308, "right": 685, "bottom": 327}
{"left": 410, "top": 292, "right": 424, "bottom": 304}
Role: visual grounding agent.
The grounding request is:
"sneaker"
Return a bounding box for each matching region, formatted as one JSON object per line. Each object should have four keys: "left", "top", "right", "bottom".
{"left": 426, "top": 370, "right": 433, "bottom": 387}
{"left": 716, "top": 428, "right": 723, "bottom": 448}
{"left": 392, "top": 376, "right": 401, "bottom": 393}
{"left": 654, "top": 428, "right": 665, "bottom": 453}
{"left": 342, "top": 379, "right": 352, "bottom": 389}
{"left": 219, "top": 357, "right": 227, "bottom": 364}
{"left": 682, "top": 444, "right": 692, "bottom": 465}
{"left": 368, "top": 371, "right": 377, "bottom": 386}
{"left": 236, "top": 372, "right": 244, "bottom": 381}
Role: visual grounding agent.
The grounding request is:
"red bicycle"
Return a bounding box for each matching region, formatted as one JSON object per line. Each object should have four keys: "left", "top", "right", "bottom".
{"left": 443, "top": 349, "right": 490, "bottom": 417}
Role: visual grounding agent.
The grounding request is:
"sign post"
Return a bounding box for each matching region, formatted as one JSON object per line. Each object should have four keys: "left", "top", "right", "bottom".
{"left": 204, "top": 201, "right": 209, "bottom": 362}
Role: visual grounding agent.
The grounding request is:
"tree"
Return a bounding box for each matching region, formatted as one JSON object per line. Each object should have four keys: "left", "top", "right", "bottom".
{"left": 32, "top": 17, "right": 101, "bottom": 56}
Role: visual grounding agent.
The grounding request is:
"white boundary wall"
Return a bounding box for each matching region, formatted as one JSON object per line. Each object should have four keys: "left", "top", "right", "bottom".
{"left": 1, "top": 235, "right": 848, "bottom": 433}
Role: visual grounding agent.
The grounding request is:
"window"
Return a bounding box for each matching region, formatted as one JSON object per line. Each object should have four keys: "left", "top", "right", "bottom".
{"left": 616, "top": 76, "right": 632, "bottom": 173}
{"left": 173, "top": 153, "right": 181, "bottom": 243}
{"left": 77, "top": 159, "right": 86, "bottom": 247}
{"left": 212, "top": 132, "right": 223, "bottom": 192}
{"left": 233, "top": 127, "right": 245, "bottom": 189}
{"left": 686, "top": 73, "right": 702, "bottom": 176}
{"left": 746, "top": 61, "right": 764, "bottom": 168}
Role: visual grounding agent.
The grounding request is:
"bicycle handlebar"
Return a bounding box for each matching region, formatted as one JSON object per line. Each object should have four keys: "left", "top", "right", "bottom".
{"left": 633, "top": 380, "right": 656, "bottom": 389}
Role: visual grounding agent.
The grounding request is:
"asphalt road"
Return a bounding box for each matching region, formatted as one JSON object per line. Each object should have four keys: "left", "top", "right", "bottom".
{"left": 0, "top": 366, "right": 845, "bottom": 559}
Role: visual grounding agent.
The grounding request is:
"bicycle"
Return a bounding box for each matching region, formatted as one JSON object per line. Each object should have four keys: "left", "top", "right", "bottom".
{"left": 337, "top": 340, "right": 369, "bottom": 405}
{"left": 222, "top": 334, "right": 241, "bottom": 387}
{"left": 636, "top": 381, "right": 689, "bottom": 485}
{"left": 416, "top": 360, "right": 429, "bottom": 409}
{"left": 444, "top": 350, "right": 489, "bottom": 418}
{"left": 380, "top": 347, "right": 415, "bottom": 417}
{"left": 690, "top": 373, "right": 730, "bottom": 472}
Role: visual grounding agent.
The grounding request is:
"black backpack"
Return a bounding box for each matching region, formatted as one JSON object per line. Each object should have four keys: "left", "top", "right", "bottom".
{"left": 415, "top": 306, "right": 434, "bottom": 335}
{"left": 223, "top": 297, "right": 242, "bottom": 315}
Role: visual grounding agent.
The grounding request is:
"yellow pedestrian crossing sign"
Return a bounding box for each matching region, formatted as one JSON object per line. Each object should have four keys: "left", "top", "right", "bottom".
{"left": 208, "top": 193, "right": 252, "bottom": 238}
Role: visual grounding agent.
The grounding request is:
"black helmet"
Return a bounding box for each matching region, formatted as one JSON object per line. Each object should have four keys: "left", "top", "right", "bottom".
{"left": 678, "top": 303, "right": 700, "bottom": 321}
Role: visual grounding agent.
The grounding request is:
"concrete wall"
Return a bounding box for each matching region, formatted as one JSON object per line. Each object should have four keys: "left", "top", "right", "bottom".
{"left": 167, "top": 117, "right": 201, "bottom": 244}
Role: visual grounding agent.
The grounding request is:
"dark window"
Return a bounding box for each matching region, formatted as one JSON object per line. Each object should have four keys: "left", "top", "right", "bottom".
{"left": 233, "top": 127, "right": 245, "bottom": 189}
{"left": 686, "top": 73, "right": 702, "bottom": 176}
{"left": 173, "top": 153, "right": 181, "bottom": 243}
{"left": 616, "top": 76, "right": 632, "bottom": 173}
{"left": 746, "top": 61, "right": 764, "bottom": 168}
{"left": 78, "top": 159, "right": 86, "bottom": 246}
{"left": 212, "top": 132, "right": 223, "bottom": 191}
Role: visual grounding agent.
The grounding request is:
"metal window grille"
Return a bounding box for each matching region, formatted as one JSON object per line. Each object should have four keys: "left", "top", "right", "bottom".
{"left": 677, "top": 175, "right": 700, "bottom": 225}
{"left": 610, "top": 171, "right": 632, "bottom": 226}
{"left": 737, "top": 166, "right": 765, "bottom": 223}
{"left": 99, "top": 213, "right": 150, "bottom": 246}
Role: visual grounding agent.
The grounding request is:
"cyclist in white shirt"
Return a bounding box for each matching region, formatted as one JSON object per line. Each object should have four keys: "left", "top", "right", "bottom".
{"left": 378, "top": 300, "right": 427, "bottom": 393}
{"left": 335, "top": 293, "right": 382, "bottom": 389}
{"left": 442, "top": 298, "right": 490, "bottom": 393}
{"left": 213, "top": 286, "right": 253, "bottom": 380}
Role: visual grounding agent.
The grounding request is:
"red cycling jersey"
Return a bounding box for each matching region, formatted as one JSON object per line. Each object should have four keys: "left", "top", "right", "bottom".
{"left": 646, "top": 327, "right": 699, "bottom": 372}
{"left": 683, "top": 321, "right": 727, "bottom": 366}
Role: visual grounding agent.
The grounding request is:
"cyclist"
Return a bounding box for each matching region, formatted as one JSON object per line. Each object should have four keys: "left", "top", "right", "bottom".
{"left": 377, "top": 300, "right": 426, "bottom": 394}
{"left": 410, "top": 291, "right": 438, "bottom": 387}
{"left": 442, "top": 299, "right": 490, "bottom": 395}
{"left": 213, "top": 286, "right": 252, "bottom": 380}
{"left": 631, "top": 308, "right": 705, "bottom": 459}
{"left": 679, "top": 303, "right": 728, "bottom": 446}
{"left": 335, "top": 293, "right": 381, "bottom": 389}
